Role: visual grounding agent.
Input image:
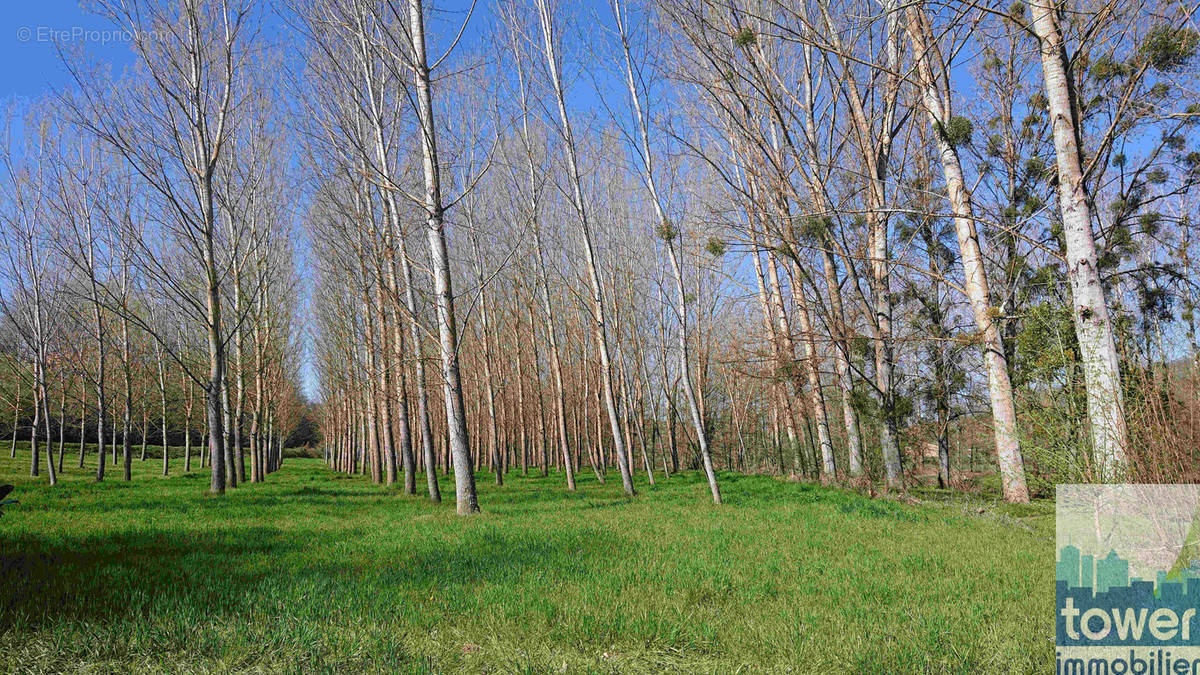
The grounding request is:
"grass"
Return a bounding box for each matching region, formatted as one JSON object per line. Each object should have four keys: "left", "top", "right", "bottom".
{"left": 0, "top": 442, "right": 1054, "bottom": 673}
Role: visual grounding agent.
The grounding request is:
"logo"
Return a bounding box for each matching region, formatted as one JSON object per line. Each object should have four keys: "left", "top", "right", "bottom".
{"left": 1057, "top": 485, "right": 1200, "bottom": 673}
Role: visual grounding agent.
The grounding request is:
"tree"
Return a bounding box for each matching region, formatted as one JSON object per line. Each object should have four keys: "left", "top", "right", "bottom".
{"left": 535, "top": 0, "right": 636, "bottom": 496}
{"left": 64, "top": 0, "right": 258, "bottom": 494}
{"left": 903, "top": 1, "right": 1029, "bottom": 502}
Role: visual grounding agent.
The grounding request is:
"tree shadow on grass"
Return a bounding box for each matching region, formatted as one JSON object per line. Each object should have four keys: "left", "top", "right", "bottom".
{"left": 0, "top": 525, "right": 294, "bottom": 631}
{"left": 0, "top": 519, "right": 621, "bottom": 633}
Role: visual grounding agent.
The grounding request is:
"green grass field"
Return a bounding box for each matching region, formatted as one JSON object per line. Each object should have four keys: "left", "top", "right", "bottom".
{"left": 0, "top": 443, "right": 1053, "bottom": 673}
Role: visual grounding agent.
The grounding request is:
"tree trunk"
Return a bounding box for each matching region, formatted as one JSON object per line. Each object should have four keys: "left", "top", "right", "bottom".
{"left": 78, "top": 397, "right": 87, "bottom": 469}
{"left": 205, "top": 217, "right": 227, "bottom": 495}
{"left": 121, "top": 308, "right": 133, "bottom": 482}
{"left": 904, "top": 2, "right": 1029, "bottom": 502}
{"left": 1030, "top": 0, "right": 1130, "bottom": 479}
{"left": 408, "top": 0, "right": 478, "bottom": 514}
{"left": 10, "top": 377, "right": 19, "bottom": 459}
{"left": 396, "top": 234, "right": 438, "bottom": 501}
{"left": 790, "top": 263, "right": 837, "bottom": 480}
{"left": 184, "top": 370, "right": 193, "bottom": 473}
{"left": 231, "top": 270, "right": 247, "bottom": 485}
{"left": 383, "top": 248, "right": 416, "bottom": 494}
{"left": 470, "top": 232, "right": 503, "bottom": 486}
{"left": 57, "top": 375, "right": 66, "bottom": 475}
{"left": 537, "top": 0, "right": 635, "bottom": 496}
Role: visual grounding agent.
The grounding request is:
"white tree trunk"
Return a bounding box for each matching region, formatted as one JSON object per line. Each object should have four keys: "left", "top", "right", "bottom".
{"left": 408, "top": 0, "right": 478, "bottom": 514}
{"left": 1030, "top": 0, "right": 1130, "bottom": 480}
{"left": 904, "top": 4, "right": 1030, "bottom": 502}
{"left": 612, "top": 0, "right": 720, "bottom": 500}
{"left": 536, "top": 0, "right": 635, "bottom": 496}
{"left": 790, "top": 262, "right": 837, "bottom": 479}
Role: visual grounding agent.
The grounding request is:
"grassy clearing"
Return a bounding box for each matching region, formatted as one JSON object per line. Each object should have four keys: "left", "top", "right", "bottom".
{"left": 0, "top": 444, "right": 1053, "bottom": 673}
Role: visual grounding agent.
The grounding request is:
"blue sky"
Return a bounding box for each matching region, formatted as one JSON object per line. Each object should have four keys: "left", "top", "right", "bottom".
{"left": 0, "top": 0, "right": 619, "bottom": 388}
{"left": 0, "top": 1, "right": 321, "bottom": 393}
{"left": 0, "top": 1, "right": 501, "bottom": 402}
{"left": 0, "top": 1, "right": 139, "bottom": 99}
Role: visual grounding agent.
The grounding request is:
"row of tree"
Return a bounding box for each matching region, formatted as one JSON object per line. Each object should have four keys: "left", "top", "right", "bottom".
{"left": 4, "top": 0, "right": 1198, "bottom": 514}
{"left": 311, "top": 0, "right": 1200, "bottom": 514}
{"left": 0, "top": 1, "right": 306, "bottom": 492}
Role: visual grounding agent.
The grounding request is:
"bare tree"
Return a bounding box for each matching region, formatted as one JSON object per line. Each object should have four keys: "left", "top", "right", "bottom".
{"left": 535, "top": 0, "right": 636, "bottom": 496}
{"left": 903, "top": 2, "right": 1029, "bottom": 502}
{"left": 63, "top": 0, "right": 257, "bottom": 494}
{"left": 1027, "top": 0, "right": 1132, "bottom": 479}
{"left": 611, "top": 0, "right": 721, "bottom": 502}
